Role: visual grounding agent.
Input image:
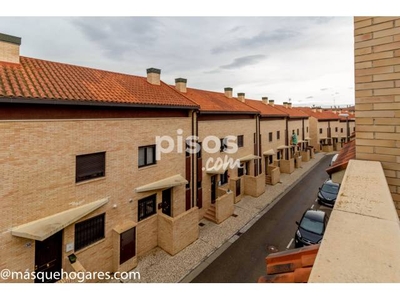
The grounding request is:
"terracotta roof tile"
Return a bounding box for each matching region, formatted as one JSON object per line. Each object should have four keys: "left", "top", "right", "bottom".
{"left": 258, "top": 244, "right": 319, "bottom": 283}
{"left": 0, "top": 57, "right": 198, "bottom": 108}
{"left": 298, "top": 107, "right": 340, "bottom": 120}
{"left": 244, "top": 99, "right": 288, "bottom": 118}
{"left": 178, "top": 87, "right": 259, "bottom": 113}
{"left": 274, "top": 104, "right": 309, "bottom": 118}
{"left": 326, "top": 139, "right": 356, "bottom": 175}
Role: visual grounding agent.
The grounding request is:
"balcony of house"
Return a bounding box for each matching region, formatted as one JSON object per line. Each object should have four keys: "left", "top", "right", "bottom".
{"left": 275, "top": 145, "right": 294, "bottom": 174}
{"left": 309, "top": 159, "right": 400, "bottom": 282}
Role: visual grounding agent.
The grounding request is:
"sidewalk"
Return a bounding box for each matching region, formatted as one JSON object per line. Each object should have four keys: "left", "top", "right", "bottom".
{"left": 121, "top": 152, "right": 327, "bottom": 283}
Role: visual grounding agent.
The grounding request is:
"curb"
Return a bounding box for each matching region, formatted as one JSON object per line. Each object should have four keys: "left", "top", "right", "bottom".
{"left": 179, "top": 153, "right": 328, "bottom": 283}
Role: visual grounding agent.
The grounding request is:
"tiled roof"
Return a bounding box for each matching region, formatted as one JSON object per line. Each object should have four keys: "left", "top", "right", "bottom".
{"left": 274, "top": 104, "right": 309, "bottom": 118}
{"left": 326, "top": 139, "right": 356, "bottom": 175}
{"left": 298, "top": 107, "right": 340, "bottom": 120}
{"left": 180, "top": 88, "right": 259, "bottom": 113}
{"left": 244, "top": 99, "right": 288, "bottom": 118}
{"left": 258, "top": 244, "right": 319, "bottom": 283}
{"left": 0, "top": 57, "right": 198, "bottom": 108}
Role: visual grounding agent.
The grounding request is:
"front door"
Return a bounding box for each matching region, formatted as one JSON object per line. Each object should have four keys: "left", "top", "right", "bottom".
{"left": 211, "top": 175, "right": 216, "bottom": 204}
{"left": 34, "top": 230, "right": 62, "bottom": 283}
{"left": 162, "top": 188, "right": 172, "bottom": 216}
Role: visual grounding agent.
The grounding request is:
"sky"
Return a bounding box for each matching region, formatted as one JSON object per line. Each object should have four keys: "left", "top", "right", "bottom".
{"left": 0, "top": 16, "right": 355, "bottom": 108}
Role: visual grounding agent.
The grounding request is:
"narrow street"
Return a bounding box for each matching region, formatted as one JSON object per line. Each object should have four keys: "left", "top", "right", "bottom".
{"left": 191, "top": 154, "right": 334, "bottom": 283}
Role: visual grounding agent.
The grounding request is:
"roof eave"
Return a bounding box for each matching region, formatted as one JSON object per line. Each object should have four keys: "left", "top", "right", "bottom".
{"left": 199, "top": 110, "right": 258, "bottom": 115}
{"left": 0, "top": 97, "right": 199, "bottom": 110}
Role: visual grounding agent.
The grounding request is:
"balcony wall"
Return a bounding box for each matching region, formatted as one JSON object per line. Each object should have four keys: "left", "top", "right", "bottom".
{"left": 309, "top": 159, "right": 400, "bottom": 283}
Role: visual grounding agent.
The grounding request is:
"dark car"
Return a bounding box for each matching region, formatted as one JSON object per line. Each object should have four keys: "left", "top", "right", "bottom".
{"left": 317, "top": 179, "right": 340, "bottom": 207}
{"left": 295, "top": 209, "right": 328, "bottom": 248}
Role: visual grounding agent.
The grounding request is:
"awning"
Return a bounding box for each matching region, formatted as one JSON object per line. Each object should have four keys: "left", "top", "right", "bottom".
{"left": 277, "top": 145, "right": 289, "bottom": 150}
{"left": 305, "top": 137, "right": 312, "bottom": 140}
{"left": 239, "top": 154, "right": 261, "bottom": 162}
{"left": 263, "top": 149, "right": 275, "bottom": 156}
{"left": 135, "top": 174, "right": 188, "bottom": 193}
{"left": 206, "top": 165, "right": 228, "bottom": 175}
{"left": 297, "top": 140, "right": 305, "bottom": 143}
{"left": 11, "top": 198, "right": 109, "bottom": 241}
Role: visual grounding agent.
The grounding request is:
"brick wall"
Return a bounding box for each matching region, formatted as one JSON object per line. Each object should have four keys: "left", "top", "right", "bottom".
{"left": 354, "top": 16, "right": 400, "bottom": 216}
{"left": 0, "top": 117, "right": 191, "bottom": 281}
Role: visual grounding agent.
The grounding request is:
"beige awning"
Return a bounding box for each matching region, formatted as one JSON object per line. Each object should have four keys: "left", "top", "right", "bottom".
{"left": 135, "top": 174, "right": 188, "bottom": 193}
{"left": 11, "top": 198, "right": 109, "bottom": 241}
{"left": 263, "top": 149, "right": 275, "bottom": 156}
{"left": 305, "top": 137, "right": 312, "bottom": 140}
{"left": 277, "top": 145, "right": 289, "bottom": 150}
{"left": 297, "top": 140, "right": 304, "bottom": 143}
{"left": 239, "top": 154, "right": 261, "bottom": 162}
{"left": 319, "top": 136, "right": 328, "bottom": 140}
{"left": 206, "top": 165, "right": 228, "bottom": 175}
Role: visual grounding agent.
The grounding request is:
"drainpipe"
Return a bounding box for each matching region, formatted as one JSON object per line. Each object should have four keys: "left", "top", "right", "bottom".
{"left": 191, "top": 110, "right": 197, "bottom": 208}
{"left": 285, "top": 118, "right": 289, "bottom": 160}
{"left": 302, "top": 118, "right": 305, "bottom": 151}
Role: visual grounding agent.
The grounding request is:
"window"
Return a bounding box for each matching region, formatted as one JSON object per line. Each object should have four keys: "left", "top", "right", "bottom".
{"left": 220, "top": 170, "right": 228, "bottom": 185}
{"left": 268, "top": 132, "right": 273, "bottom": 142}
{"left": 319, "top": 128, "right": 323, "bottom": 134}
{"left": 297, "top": 129, "right": 300, "bottom": 135}
{"left": 277, "top": 151, "right": 281, "bottom": 160}
{"left": 335, "top": 127, "right": 338, "bottom": 132}
{"left": 268, "top": 155, "right": 273, "bottom": 164}
{"left": 340, "top": 128, "right": 343, "bottom": 133}
{"left": 238, "top": 164, "right": 244, "bottom": 177}
{"left": 75, "top": 213, "right": 105, "bottom": 251}
{"left": 120, "top": 227, "right": 136, "bottom": 265}
{"left": 307, "top": 127, "right": 309, "bottom": 133}
{"left": 139, "top": 145, "right": 156, "bottom": 168}
{"left": 353, "top": 127, "right": 355, "bottom": 132}
{"left": 220, "top": 138, "right": 227, "bottom": 152}
{"left": 237, "top": 135, "right": 244, "bottom": 148}
{"left": 277, "top": 131, "right": 280, "bottom": 140}
{"left": 76, "top": 152, "right": 105, "bottom": 183}
{"left": 138, "top": 194, "right": 157, "bottom": 221}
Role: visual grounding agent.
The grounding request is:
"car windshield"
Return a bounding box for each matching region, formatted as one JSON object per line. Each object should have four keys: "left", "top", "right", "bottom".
{"left": 322, "top": 183, "right": 339, "bottom": 194}
{"left": 300, "top": 216, "right": 324, "bottom": 235}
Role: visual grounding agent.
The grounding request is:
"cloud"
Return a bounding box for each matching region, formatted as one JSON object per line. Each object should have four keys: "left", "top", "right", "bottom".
{"left": 212, "top": 29, "right": 299, "bottom": 54}
{"left": 71, "top": 17, "right": 162, "bottom": 59}
{"left": 306, "top": 96, "right": 313, "bottom": 99}
{"left": 220, "top": 54, "right": 266, "bottom": 69}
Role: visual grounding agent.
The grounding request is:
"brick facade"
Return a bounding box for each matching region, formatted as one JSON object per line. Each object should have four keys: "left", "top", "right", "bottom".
{"left": 354, "top": 17, "right": 400, "bottom": 216}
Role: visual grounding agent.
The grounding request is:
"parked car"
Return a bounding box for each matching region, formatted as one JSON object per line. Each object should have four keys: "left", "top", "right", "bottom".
{"left": 329, "top": 153, "right": 339, "bottom": 166}
{"left": 317, "top": 179, "right": 340, "bottom": 207}
{"left": 295, "top": 209, "right": 328, "bottom": 248}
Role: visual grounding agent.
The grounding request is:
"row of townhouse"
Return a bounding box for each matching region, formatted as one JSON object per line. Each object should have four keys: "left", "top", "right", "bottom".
{"left": 0, "top": 33, "right": 324, "bottom": 282}
{"left": 298, "top": 107, "right": 356, "bottom": 152}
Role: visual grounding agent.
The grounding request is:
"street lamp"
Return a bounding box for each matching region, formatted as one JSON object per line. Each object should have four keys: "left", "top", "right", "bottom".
{"left": 339, "top": 113, "right": 349, "bottom": 143}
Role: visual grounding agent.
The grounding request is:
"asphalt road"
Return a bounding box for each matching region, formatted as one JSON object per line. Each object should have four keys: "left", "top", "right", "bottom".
{"left": 191, "top": 154, "right": 334, "bottom": 283}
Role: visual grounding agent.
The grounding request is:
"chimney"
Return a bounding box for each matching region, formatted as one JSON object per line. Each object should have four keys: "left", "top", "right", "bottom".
{"left": 283, "top": 102, "right": 289, "bottom": 109}
{"left": 262, "top": 97, "right": 269, "bottom": 104}
{"left": 318, "top": 107, "right": 323, "bottom": 113}
{"left": 224, "top": 87, "right": 233, "bottom": 98}
{"left": 147, "top": 68, "right": 161, "bottom": 85}
{"left": 312, "top": 107, "right": 317, "bottom": 113}
{"left": 288, "top": 102, "right": 292, "bottom": 109}
{"left": 175, "top": 78, "right": 187, "bottom": 93}
{"left": 0, "top": 33, "right": 21, "bottom": 64}
{"left": 269, "top": 99, "right": 275, "bottom": 106}
{"left": 237, "top": 92, "right": 245, "bottom": 102}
